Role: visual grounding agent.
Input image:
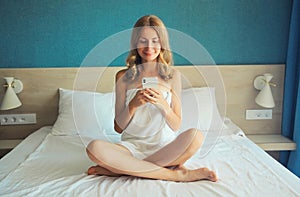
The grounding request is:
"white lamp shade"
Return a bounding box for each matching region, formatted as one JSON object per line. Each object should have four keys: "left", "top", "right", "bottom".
{"left": 1, "top": 77, "right": 22, "bottom": 110}
{"left": 255, "top": 84, "right": 275, "bottom": 108}
{"left": 254, "top": 74, "right": 275, "bottom": 108}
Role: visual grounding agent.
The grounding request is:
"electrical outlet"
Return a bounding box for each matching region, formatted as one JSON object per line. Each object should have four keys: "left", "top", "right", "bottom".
{"left": 246, "top": 109, "right": 272, "bottom": 120}
{"left": 0, "top": 113, "right": 37, "bottom": 125}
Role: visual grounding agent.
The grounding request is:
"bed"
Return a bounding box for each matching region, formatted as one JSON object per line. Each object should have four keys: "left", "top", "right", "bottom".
{"left": 0, "top": 65, "right": 299, "bottom": 196}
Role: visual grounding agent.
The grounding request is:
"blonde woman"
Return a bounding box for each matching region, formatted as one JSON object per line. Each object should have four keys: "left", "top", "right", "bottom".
{"left": 86, "top": 15, "right": 217, "bottom": 182}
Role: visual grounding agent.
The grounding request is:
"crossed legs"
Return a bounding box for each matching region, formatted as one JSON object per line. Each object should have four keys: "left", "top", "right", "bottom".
{"left": 86, "top": 128, "right": 217, "bottom": 182}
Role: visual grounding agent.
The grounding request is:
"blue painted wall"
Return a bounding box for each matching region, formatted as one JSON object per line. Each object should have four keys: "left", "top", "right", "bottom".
{"left": 0, "top": 0, "right": 292, "bottom": 68}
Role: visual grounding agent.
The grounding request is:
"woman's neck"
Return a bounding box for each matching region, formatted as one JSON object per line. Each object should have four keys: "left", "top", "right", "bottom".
{"left": 141, "top": 62, "right": 158, "bottom": 74}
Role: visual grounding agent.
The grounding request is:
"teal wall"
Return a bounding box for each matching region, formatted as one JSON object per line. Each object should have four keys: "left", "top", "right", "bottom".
{"left": 0, "top": 0, "right": 292, "bottom": 68}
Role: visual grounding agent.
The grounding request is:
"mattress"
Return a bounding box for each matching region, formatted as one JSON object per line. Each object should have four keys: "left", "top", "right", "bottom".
{"left": 0, "top": 119, "right": 299, "bottom": 197}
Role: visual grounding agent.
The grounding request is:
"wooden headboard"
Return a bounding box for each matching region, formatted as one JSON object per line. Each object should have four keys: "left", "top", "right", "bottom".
{"left": 0, "top": 65, "right": 285, "bottom": 140}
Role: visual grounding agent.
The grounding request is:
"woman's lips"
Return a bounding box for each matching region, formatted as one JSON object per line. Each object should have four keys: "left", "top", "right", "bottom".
{"left": 143, "top": 51, "right": 153, "bottom": 56}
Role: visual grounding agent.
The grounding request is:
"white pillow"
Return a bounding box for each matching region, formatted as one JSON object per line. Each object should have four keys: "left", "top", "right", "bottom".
{"left": 179, "top": 87, "right": 227, "bottom": 158}
{"left": 179, "top": 87, "right": 225, "bottom": 133}
{"left": 51, "top": 88, "right": 119, "bottom": 142}
{"left": 51, "top": 87, "right": 224, "bottom": 142}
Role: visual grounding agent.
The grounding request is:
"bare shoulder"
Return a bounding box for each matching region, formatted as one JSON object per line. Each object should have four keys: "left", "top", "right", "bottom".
{"left": 115, "top": 68, "right": 130, "bottom": 93}
{"left": 115, "top": 68, "right": 128, "bottom": 82}
{"left": 169, "top": 67, "right": 182, "bottom": 91}
{"left": 172, "top": 68, "right": 181, "bottom": 80}
{"left": 170, "top": 67, "right": 182, "bottom": 84}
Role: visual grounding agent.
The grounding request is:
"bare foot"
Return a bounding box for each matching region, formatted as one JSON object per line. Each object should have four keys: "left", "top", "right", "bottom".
{"left": 87, "top": 165, "right": 121, "bottom": 177}
{"left": 197, "top": 167, "right": 218, "bottom": 182}
{"left": 176, "top": 167, "right": 218, "bottom": 182}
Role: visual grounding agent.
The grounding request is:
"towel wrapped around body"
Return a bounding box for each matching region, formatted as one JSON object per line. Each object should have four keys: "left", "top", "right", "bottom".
{"left": 119, "top": 89, "right": 176, "bottom": 160}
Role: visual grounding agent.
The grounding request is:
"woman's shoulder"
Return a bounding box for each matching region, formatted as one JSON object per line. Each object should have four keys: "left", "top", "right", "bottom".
{"left": 169, "top": 67, "right": 182, "bottom": 91}
{"left": 171, "top": 67, "right": 181, "bottom": 80}
{"left": 116, "top": 68, "right": 129, "bottom": 81}
{"left": 116, "top": 68, "right": 128, "bottom": 76}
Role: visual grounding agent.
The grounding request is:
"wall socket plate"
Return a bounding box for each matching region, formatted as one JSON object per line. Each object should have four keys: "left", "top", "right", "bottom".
{"left": 246, "top": 109, "right": 272, "bottom": 120}
{"left": 0, "top": 113, "right": 37, "bottom": 125}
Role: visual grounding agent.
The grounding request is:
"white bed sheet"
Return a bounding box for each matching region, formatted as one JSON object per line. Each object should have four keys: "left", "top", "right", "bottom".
{"left": 0, "top": 120, "right": 299, "bottom": 197}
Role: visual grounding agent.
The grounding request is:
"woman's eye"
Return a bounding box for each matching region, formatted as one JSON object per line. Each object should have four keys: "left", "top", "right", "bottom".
{"left": 139, "top": 39, "right": 147, "bottom": 44}
{"left": 153, "top": 39, "right": 159, "bottom": 43}
{"left": 138, "top": 38, "right": 160, "bottom": 47}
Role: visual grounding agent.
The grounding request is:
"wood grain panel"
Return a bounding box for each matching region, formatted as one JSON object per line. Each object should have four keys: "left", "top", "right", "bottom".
{"left": 0, "top": 65, "right": 285, "bottom": 139}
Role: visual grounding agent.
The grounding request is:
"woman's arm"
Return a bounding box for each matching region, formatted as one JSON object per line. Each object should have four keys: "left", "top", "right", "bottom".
{"left": 114, "top": 70, "right": 132, "bottom": 133}
{"left": 114, "top": 70, "right": 149, "bottom": 133}
{"left": 164, "top": 69, "right": 182, "bottom": 131}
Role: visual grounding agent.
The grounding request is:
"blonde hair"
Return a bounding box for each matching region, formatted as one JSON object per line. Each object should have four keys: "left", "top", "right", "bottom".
{"left": 125, "top": 15, "right": 173, "bottom": 81}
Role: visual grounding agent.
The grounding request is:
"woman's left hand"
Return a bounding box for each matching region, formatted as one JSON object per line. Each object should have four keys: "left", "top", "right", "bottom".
{"left": 143, "top": 88, "right": 170, "bottom": 113}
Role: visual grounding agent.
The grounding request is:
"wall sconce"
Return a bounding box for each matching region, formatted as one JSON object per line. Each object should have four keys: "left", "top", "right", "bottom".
{"left": 1, "top": 77, "right": 23, "bottom": 110}
{"left": 254, "top": 73, "right": 276, "bottom": 108}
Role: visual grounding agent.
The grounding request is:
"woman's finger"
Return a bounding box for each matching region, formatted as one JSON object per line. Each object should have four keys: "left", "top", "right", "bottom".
{"left": 145, "top": 88, "right": 160, "bottom": 98}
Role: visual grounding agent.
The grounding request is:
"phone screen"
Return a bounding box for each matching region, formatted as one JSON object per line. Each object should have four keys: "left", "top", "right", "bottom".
{"left": 142, "top": 77, "right": 158, "bottom": 89}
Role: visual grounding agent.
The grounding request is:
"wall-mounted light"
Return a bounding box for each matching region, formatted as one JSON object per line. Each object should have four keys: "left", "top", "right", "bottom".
{"left": 254, "top": 73, "right": 276, "bottom": 108}
{"left": 1, "top": 77, "right": 23, "bottom": 110}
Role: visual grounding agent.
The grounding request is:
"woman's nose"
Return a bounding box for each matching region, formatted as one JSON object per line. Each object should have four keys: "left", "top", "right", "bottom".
{"left": 146, "top": 41, "right": 153, "bottom": 48}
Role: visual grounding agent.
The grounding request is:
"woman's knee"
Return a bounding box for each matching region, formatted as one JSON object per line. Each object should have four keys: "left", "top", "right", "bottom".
{"left": 191, "top": 128, "right": 204, "bottom": 145}
{"left": 182, "top": 128, "right": 204, "bottom": 151}
{"left": 86, "top": 140, "right": 101, "bottom": 153}
{"left": 86, "top": 140, "right": 110, "bottom": 163}
{"left": 183, "top": 128, "right": 203, "bottom": 140}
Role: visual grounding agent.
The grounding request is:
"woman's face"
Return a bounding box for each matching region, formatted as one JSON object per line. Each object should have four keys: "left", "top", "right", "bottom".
{"left": 136, "top": 27, "right": 161, "bottom": 63}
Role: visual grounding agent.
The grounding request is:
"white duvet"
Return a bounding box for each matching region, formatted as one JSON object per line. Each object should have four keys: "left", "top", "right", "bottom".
{"left": 0, "top": 120, "right": 299, "bottom": 197}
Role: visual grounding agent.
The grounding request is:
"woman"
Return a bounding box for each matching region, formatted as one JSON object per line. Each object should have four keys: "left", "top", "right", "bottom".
{"left": 86, "top": 15, "right": 217, "bottom": 182}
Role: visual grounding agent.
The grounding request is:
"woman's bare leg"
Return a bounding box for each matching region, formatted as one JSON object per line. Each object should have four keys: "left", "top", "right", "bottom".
{"left": 143, "top": 128, "right": 217, "bottom": 181}
{"left": 144, "top": 128, "right": 203, "bottom": 167}
{"left": 86, "top": 139, "right": 217, "bottom": 182}
{"left": 87, "top": 143, "right": 131, "bottom": 177}
{"left": 87, "top": 165, "right": 121, "bottom": 176}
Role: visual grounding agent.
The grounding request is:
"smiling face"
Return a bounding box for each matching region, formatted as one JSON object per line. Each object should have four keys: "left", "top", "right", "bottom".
{"left": 136, "top": 27, "right": 161, "bottom": 63}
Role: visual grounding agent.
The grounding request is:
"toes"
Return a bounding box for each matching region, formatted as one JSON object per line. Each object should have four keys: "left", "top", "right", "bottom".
{"left": 87, "top": 166, "right": 98, "bottom": 175}
{"left": 200, "top": 167, "right": 218, "bottom": 182}
{"left": 208, "top": 171, "right": 218, "bottom": 182}
{"left": 87, "top": 167, "right": 95, "bottom": 175}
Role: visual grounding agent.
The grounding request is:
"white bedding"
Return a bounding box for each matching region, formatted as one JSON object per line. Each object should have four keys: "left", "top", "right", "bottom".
{"left": 0, "top": 119, "right": 299, "bottom": 197}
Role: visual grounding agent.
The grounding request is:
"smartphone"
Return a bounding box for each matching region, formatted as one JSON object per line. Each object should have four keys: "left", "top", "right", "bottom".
{"left": 142, "top": 77, "right": 158, "bottom": 89}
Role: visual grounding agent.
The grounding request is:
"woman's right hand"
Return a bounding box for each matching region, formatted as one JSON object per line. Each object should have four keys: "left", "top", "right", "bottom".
{"left": 129, "top": 89, "right": 149, "bottom": 109}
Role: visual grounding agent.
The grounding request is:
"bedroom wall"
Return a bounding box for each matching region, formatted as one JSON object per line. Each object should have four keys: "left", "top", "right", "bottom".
{"left": 0, "top": 0, "right": 292, "bottom": 68}
{"left": 0, "top": 1, "right": 293, "bottom": 158}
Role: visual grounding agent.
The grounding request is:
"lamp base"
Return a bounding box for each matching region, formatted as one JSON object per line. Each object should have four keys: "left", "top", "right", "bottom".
{"left": 12, "top": 79, "right": 23, "bottom": 94}
{"left": 254, "top": 76, "right": 265, "bottom": 90}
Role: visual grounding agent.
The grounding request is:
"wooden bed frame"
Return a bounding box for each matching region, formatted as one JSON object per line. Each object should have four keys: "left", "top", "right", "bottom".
{"left": 0, "top": 65, "right": 285, "bottom": 141}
